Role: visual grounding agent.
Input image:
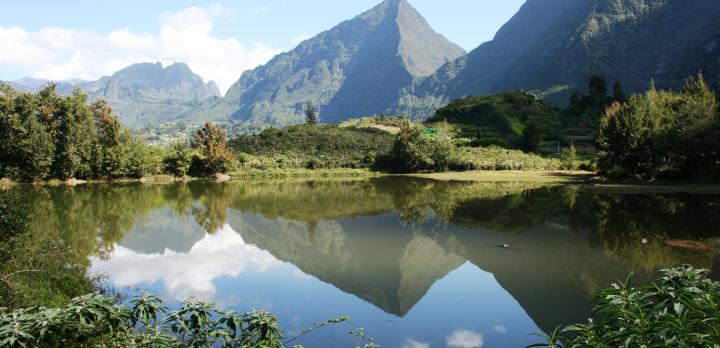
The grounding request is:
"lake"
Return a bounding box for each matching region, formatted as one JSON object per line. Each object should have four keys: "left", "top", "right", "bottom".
{"left": 18, "top": 177, "right": 720, "bottom": 347}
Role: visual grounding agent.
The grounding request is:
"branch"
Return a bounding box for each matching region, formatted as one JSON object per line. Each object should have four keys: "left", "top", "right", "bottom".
{"left": 1, "top": 269, "right": 41, "bottom": 283}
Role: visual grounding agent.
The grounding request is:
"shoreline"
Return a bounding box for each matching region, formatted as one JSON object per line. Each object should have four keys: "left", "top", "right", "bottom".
{"left": 401, "top": 170, "right": 596, "bottom": 183}
{"left": 3, "top": 170, "right": 720, "bottom": 193}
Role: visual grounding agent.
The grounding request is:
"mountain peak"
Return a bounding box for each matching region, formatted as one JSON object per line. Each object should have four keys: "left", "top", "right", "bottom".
{"left": 205, "top": 0, "right": 464, "bottom": 126}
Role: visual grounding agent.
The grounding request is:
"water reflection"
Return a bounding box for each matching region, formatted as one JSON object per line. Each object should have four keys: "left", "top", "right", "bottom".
{"left": 16, "top": 178, "right": 720, "bottom": 346}
{"left": 92, "top": 224, "right": 281, "bottom": 299}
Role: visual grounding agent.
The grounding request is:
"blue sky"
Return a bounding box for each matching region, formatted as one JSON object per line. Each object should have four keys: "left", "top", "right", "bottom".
{"left": 0, "top": 0, "right": 525, "bottom": 92}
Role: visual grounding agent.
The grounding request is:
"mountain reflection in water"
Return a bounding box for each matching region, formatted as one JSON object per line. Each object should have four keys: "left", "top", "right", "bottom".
{"left": 18, "top": 178, "right": 720, "bottom": 347}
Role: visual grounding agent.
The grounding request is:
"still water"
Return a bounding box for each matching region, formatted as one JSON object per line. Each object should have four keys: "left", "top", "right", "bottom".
{"left": 20, "top": 178, "right": 720, "bottom": 347}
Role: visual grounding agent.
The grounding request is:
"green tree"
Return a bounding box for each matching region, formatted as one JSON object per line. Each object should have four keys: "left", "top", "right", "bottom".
{"left": 305, "top": 102, "right": 319, "bottom": 125}
{"left": 164, "top": 141, "right": 194, "bottom": 177}
{"left": 598, "top": 73, "right": 719, "bottom": 179}
{"left": 392, "top": 122, "right": 453, "bottom": 173}
{"left": 588, "top": 74, "right": 608, "bottom": 100}
{"left": 0, "top": 86, "right": 55, "bottom": 181}
{"left": 393, "top": 124, "right": 433, "bottom": 173}
{"left": 191, "top": 122, "right": 234, "bottom": 174}
{"left": 520, "top": 123, "right": 540, "bottom": 153}
{"left": 612, "top": 80, "right": 626, "bottom": 103}
{"left": 18, "top": 107, "right": 54, "bottom": 181}
{"left": 561, "top": 143, "right": 577, "bottom": 170}
{"left": 52, "top": 87, "right": 97, "bottom": 179}
{"left": 90, "top": 100, "right": 129, "bottom": 179}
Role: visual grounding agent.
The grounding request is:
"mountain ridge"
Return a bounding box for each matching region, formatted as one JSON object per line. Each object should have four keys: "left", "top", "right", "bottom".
{"left": 200, "top": 0, "right": 465, "bottom": 126}
{"left": 399, "top": 0, "right": 720, "bottom": 118}
{"left": 5, "top": 62, "right": 221, "bottom": 128}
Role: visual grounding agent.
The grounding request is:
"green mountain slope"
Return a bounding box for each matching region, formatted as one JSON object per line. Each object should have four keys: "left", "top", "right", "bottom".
{"left": 402, "top": 0, "right": 720, "bottom": 119}
{"left": 427, "top": 91, "right": 563, "bottom": 147}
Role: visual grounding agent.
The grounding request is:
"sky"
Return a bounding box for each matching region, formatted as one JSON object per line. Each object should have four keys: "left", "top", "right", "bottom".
{"left": 0, "top": 0, "right": 525, "bottom": 94}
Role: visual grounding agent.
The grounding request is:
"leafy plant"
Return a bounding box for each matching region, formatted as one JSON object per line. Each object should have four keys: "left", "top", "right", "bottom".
{"left": 527, "top": 266, "right": 720, "bottom": 348}
{"left": 0, "top": 293, "right": 347, "bottom": 347}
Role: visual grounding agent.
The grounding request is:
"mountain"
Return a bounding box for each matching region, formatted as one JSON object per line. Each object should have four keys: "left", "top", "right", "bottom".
{"left": 401, "top": 0, "right": 720, "bottom": 118}
{"left": 202, "top": 0, "right": 465, "bottom": 126}
{"left": 5, "top": 62, "right": 221, "bottom": 128}
{"left": 81, "top": 62, "right": 221, "bottom": 128}
{"left": 7, "top": 77, "right": 85, "bottom": 94}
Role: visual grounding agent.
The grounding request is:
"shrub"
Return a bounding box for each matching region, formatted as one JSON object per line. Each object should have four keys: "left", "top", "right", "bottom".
{"left": 229, "top": 124, "right": 394, "bottom": 170}
{"left": 597, "top": 74, "right": 719, "bottom": 179}
{"left": 191, "top": 122, "right": 235, "bottom": 175}
{"left": 452, "top": 146, "right": 563, "bottom": 171}
{"left": 0, "top": 292, "right": 348, "bottom": 347}
{"left": 163, "top": 142, "right": 194, "bottom": 177}
{"left": 390, "top": 123, "right": 455, "bottom": 173}
{"left": 528, "top": 266, "right": 720, "bottom": 348}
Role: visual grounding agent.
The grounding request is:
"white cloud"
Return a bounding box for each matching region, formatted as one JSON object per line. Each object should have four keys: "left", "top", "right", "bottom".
{"left": 491, "top": 325, "right": 508, "bottom": 335}
{"left": 402, "top": 338, "right": 430, "bottom": 348}
{"left": 446, "top": 330, "right": 484, "bottom": 348}
{"left": 0, "top": 5, "right": 281, "bottom": 94}
{"left": 90, "top": 224, "right": 283, "bottom": 300}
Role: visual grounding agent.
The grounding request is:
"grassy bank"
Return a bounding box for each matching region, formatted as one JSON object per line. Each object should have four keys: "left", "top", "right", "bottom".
{"left": 227, "top": 168, "right": 382, "bottom": 180}
{"left": 405, "top": 170, "right": 595, "bottom": 183}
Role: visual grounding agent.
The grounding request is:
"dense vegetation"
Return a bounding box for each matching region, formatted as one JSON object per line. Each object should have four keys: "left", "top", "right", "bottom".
{"left": 598, "top": 74, "right": 720, "bottom": 180}
{"left": 0, "top": 191, "right": 96, "bottom": 309}
{"left": 428, "top": 91, "right": 563, "bottom": 149}
{"left": 0, "top": 292, "right": 350, "bottom": 347}
{"left": 0, "top": 83, "right": 234, "bottom": 181}
{"left": 0, "top": 84, "right": 160, "bottom": 181}
{"left": 530, "top": 266, "right": 720, "bottom": 348}
{"left": 229, "top": 118, "right": 567, "bottom": 173}
{"left": 426, "top": 76, "right": 626, "bottom": 156}
{"left": 229, "top": 124, "right": 395, "bottom": 170}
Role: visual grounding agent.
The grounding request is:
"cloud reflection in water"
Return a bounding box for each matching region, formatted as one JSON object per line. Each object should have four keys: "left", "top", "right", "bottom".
{"left": 91, "top": 224, "right": 282, "bottom": 300}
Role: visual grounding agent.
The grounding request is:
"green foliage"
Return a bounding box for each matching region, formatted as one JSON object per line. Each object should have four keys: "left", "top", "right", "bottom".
{"left": 0, "top": 292, "right": 347, "bottom": 348}
{"left": 613, "top": 80, "right": 626, "bottom": 103}
{"left": 521, "top": 123, "right": 540, "bottom": 153}
{"left": 561, "top": 143, "right": 577, "bottom": 170}
{"left": 304, "top": 102, "right": 318, "bottom": 125}
{"left": 451, "top": 146, "right": 563, "bottom": 171}
{"left": 350, "top": 328, "right": 379, "bottom": 348}
{"left": 229, "top": 124, "right": 395, "bottom": 170}
{"left": 566, "top": 75, "right": 618, "bottom": 129}
{"left": 428, "top": 91, "right": 563, "bottom": 148}
{"left": 0, "top": 191, "right": 95, "bottom": 309}
{"left": 390, "top": 121, "right": 454, "bottom": 173}
{"left": 528, "top": 266, "right": 720, "bottom": 348}
{"left": 163, "top": 142, "right": 194, "bottom": 177}
{"left": 191, "top": 122, "right": 235, "bottom": 175}
{"left": 0, "top": 83, "right": 163, "bottom": 181}
{"left": 597, "top": 74, "right": 719, "bottom": 179}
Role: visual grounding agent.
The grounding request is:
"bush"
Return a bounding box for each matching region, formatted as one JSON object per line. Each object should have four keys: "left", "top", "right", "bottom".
{"left": 0, "top": 191, "right": 95, "bottom": 308}
{"left": 190, "top": 123, "right": 235, "bottom": 175}
{"left": 597, "top": 74, "right": 719, "bottom": 179}
{"left": 428, "top": 91, "right": 563, "bottom": 148}
{"left": 390, "top": 123, "right": 454, "bottom": 173}
{"left": 0, "top": 292, "right": 348, "bottom": 348}
{"left": 528, "top": 266, "right": 720, "bottom": 348}
{"left": 163, "top": 142, "right": 194, "bottom": 177}
{"left": 561, "top": 143, "right": 577, "bottom": 170}
{"left": 452, "top": 146, "right": 563, "bottom": 171}
{"left": 229, "top": 124, "right": 394, "bottom": 170}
